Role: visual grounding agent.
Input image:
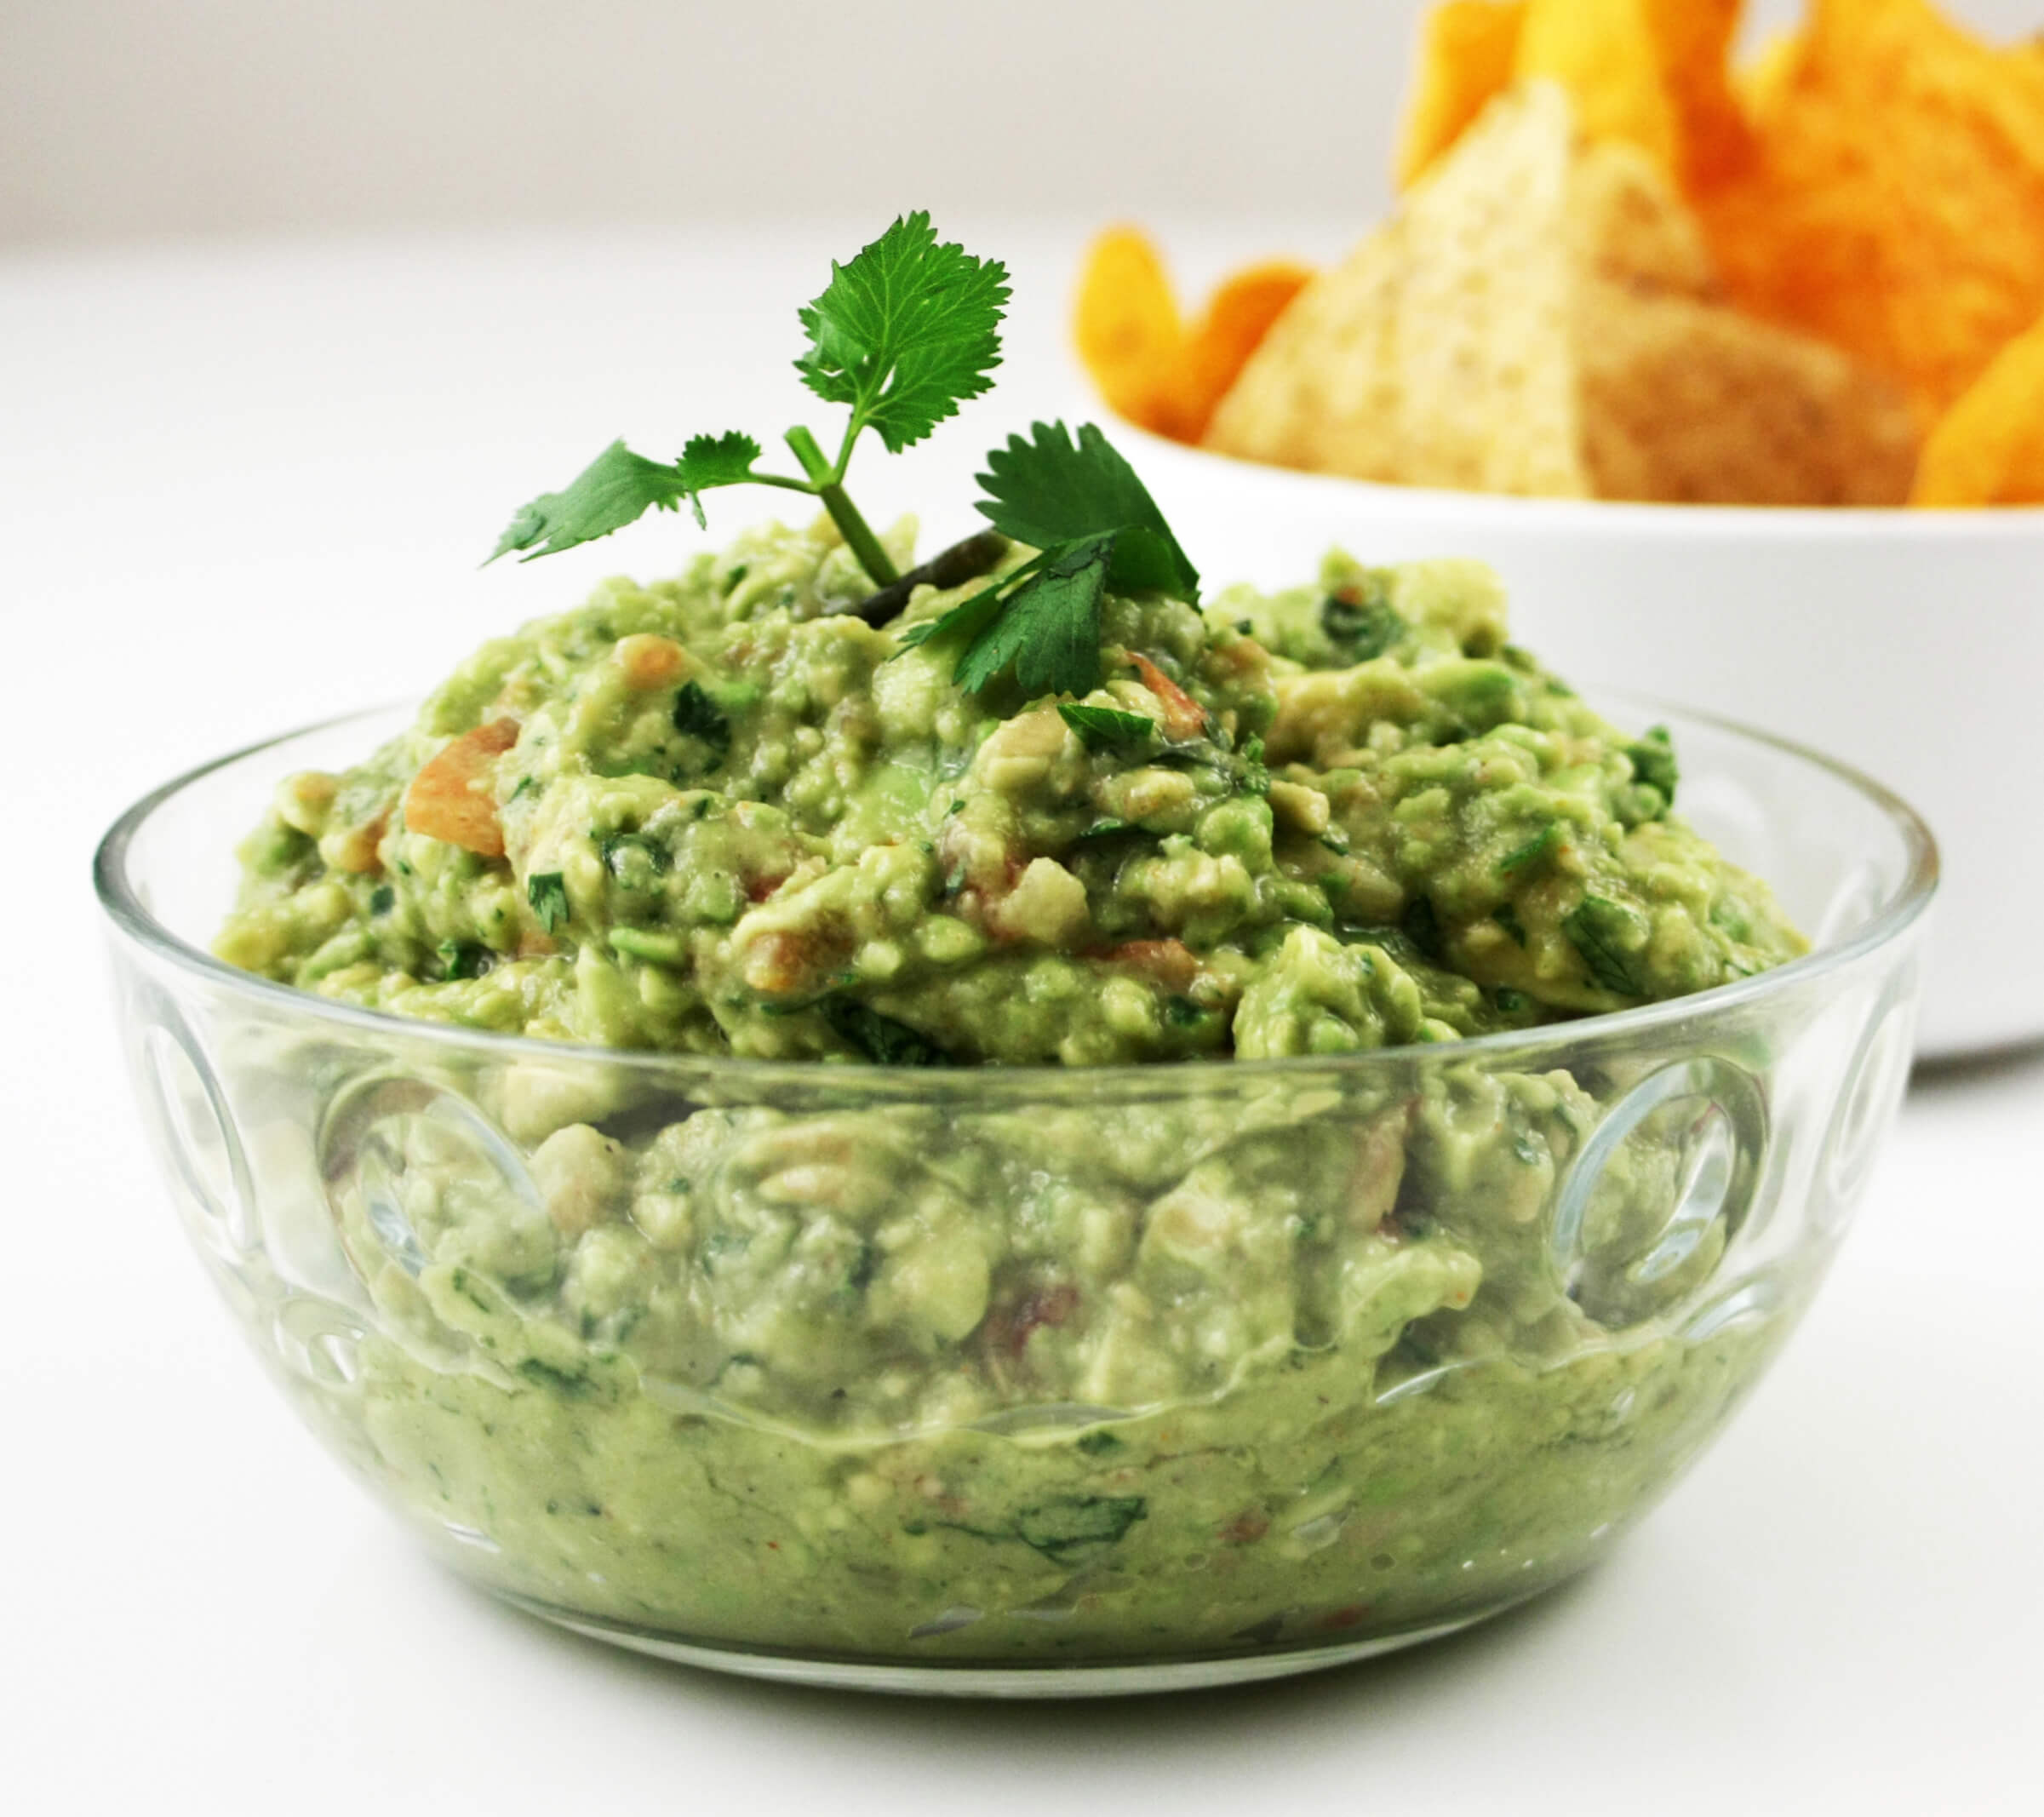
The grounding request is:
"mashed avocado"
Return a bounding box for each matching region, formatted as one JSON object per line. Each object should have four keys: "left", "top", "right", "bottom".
{"left": 221, "top": 519, "right": 1798, "bottom": 1058}
{"left": 218, "top": 519, "right": 1807, "bottom": 1665}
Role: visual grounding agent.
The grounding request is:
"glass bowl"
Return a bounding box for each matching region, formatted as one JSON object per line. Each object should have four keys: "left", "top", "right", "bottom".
{"left": 95, "top": 698, "right": 1934, "bottom": 1697}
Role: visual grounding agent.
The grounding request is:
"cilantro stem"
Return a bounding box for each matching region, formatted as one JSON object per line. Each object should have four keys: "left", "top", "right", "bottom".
{"left": 846, "top": 528, "right": 1008, "bottom": 625}
{"left": 786, "top": 425, "right": 898, "bottom": 588}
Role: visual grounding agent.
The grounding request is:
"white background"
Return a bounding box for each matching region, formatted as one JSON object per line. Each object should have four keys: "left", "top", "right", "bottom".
{"left": 3, "top": 0, "right": 2039, "bottom": 245}
{"left": 7, "top": 3, "right": 2044, "bottom": 1811}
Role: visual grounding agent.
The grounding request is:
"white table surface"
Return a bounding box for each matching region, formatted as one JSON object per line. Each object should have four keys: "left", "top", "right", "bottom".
{"left": 6, "top": 225, "right": 2041, "bottom": 1816}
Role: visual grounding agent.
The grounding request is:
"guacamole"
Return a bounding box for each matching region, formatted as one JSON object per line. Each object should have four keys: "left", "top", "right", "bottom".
{"left": 221, "top": 519, "right": 1796, "bottom": 1058}
{"left": 218, "top": 519, "right": 1806, "bottom": 1665}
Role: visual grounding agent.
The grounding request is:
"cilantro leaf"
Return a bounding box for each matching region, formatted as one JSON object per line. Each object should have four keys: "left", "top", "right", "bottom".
{"left": 1320, "top": 582, "right": 1404, "bottom": 661}
{"left": 1070, "top": 817, "right": 1149, "bottom": 845}
{"left": 1013, "top": 1494, "right": 1148, "bottom": 1562}
{"left": 527, "top": 871, "right": 570, "bottom": 933}
{"left": 1497, "top": 823, "right": 1562, "bottom": 876}
{"left": 672, "top": 680, "right": 732, "bottom": 752}
{"left": 1058, "top": 703, "right": 1156, "bottom": 751}
{"left": 794, "top": 212, "right": 1010, "bottom": 455}
{"left": 951, "top": 532, "right": 1117, "bottom": 697}
{"left": 1563, "top": 896, "right": 1649, "bottom": 997}
{"left": 436, "top": 939, "right": 493, "bottom": 981}
{"left": 490, "top": 432, "right": 769, "bottom": 559}
{"left": 673, "top": 432, "right": 768, "bottom": 529}
{"left": 491, "top": 440, "right": 687, "bottom": 562}
{"left": 817, "top": 998, "right": 952, "bottom": 1067}
{"left": 976, "top": 421, "right": 1199, "bottom": 603}
{"left": 1401, "top": 894, "right": 1446, "bottom": 963}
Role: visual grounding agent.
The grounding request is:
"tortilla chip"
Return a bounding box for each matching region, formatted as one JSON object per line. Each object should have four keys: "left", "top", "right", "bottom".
{"left": 1394, "top": 2, "right": 1527, "bottom": 189}
{"left": 1911, "top": 311, "right": 2044, "bottom": 505}
{"left": 1578, "top": 281, "right": 1919, "bottom": 504}
{"left": 1074, "top": 227, "right": 1187, "bottom": 438}
{"left": 1641, "top": 0, "right": 1754, "bottom": 189}
{"left": 1074, "top": 232, "right": 1310, "bottom": 444}
{"left": 1566, "top": 137, "right": 1719, "bottom": 296}
{"left": 1206, "top": 83, "right": 1592, "bottom": 497}
{"left": 1700, "top": 0, "right": 2044, "bottom": 413}
{"left": 1397, "top": 0, "right": 1748, "bottom": 195}
{"left": 1736, "top": 28, "right": 1804, "bottom": 116}
{"left": 1205, "top": 80, "right": 1917, "bottom": 506}
{"left": 1177, "top": 262, "right": 1314, "bottom": 442}
{"left": 1514, "top": 0, "right": 1680, "bottom": 175}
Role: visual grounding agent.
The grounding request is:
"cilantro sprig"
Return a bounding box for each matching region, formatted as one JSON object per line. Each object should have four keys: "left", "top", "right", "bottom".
{"left": 902, "top": 421, "right": 1201, "bottom": 698}
{"left": 490, "top": 213, "right": 1010, "bottom": 588}
{"left": 489, "top": 222, "right": 1202, "bottom": 708}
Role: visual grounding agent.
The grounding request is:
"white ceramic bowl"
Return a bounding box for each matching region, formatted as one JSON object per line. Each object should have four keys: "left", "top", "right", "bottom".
{"left": 1118, "top": 425, "right": 2044, "bottom": 1060}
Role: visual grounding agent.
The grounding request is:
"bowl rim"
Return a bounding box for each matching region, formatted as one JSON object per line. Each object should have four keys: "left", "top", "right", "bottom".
{"left": 1114, "top": 417, "right": 2044, "bottom": 542}
{"left": 93, "top": 695, "right": 1938, "bottom": 1086}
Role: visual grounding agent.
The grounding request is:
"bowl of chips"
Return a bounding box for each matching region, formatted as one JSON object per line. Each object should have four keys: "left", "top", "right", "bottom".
{"left": 1071, "top": 0, "right": 2044, "bottom": 1057}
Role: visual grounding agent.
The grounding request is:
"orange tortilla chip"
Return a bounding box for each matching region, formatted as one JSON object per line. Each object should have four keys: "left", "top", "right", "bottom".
{"left": 1394, "top": 2, "right": 1527, "bottom": 189}
{"left": 1641, "top": 0, "right": 1753, "bottom": 189}
{"left": 1075, "top": 231, "right": 1310, "bottom": 443}
{"left": 1514, "top": 0, "right": 1680, "bottom": 175}
{"left": 1074, "top": 227, "right": 1186, "bottom": 438}
{"left": 1396, "top": 0, "right": 1746, "bottom": 196}
{"left": 1700, "top": 0, "right": 2044, "bottom": 414}
{"left": 1911, "top": 311, "right": 2044, "bottom": 505}
{"left": 1177, "top": 262, "right": 1314, "bottom": 441}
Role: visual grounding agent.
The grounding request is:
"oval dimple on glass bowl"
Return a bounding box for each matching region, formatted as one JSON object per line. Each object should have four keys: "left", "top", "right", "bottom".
{"left": 94, "top": 696, "right": 1936, "bottom": 1698}
{"left": 135, "top": 1015, "right": 260, "bottom": 1261}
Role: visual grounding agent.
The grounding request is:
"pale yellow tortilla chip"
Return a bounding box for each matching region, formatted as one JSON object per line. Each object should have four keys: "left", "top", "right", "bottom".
{"left": 1565, "top": 136, "right": 1720, "bottom": 295}
{"left": 1578, "top": 282, "right": 1919, "bottom": 504}
{"left": 1206, "top": 82, "right": 1591, "bottom": 497}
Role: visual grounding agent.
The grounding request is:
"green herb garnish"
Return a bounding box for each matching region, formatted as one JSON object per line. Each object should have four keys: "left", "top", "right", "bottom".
{"left": 818, "top": 998, "right": 952, "bottom": 1067}
{"left": 527, "top": 872, "right": 570, "bottom": 933}
{"left": 1497, "top": 823, "right": 1562, "bottom": 876}
{"left": 489, "top": 213, "right": 1009, "bottom": 588}
{"left": 902, "top": 421, "right": 1199, "bottom": 698}
{"left": 1401, "top": 894, "right": 1446, "bottom": 963}
{"left": 1070, "top": 817, "right": 1146, "bottom": 845}
{"left": 1563, "top": 896, "right": 1648, "bottom": 997}
{"left": 1058, "top": 703, "right": 1156, "bottom": 751}
{"left": 1320, "top": 580, "right": 1403, "bottom": 661}
{"left": 517, "top": 1358, "right": 593, "bottom": 1399}
{"left": 1236, "top": 731, "right": 1271, "bottom": 798}
{"left": 490, "top": 222, "right": 1199, "bottom": 710}
{"left": 1013, "top": 1493, "right": 1148, "bottom": 1562}
{"left": 671, "top": 680, "right": 731, "bottom": 752}
{"left": 435, "top": 939, "right": 492, "bottom": 981}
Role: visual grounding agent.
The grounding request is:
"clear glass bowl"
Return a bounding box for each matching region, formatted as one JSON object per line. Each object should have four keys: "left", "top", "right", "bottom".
{"left": 95, "top": 699, "right": 1934, "bottom": 1697}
